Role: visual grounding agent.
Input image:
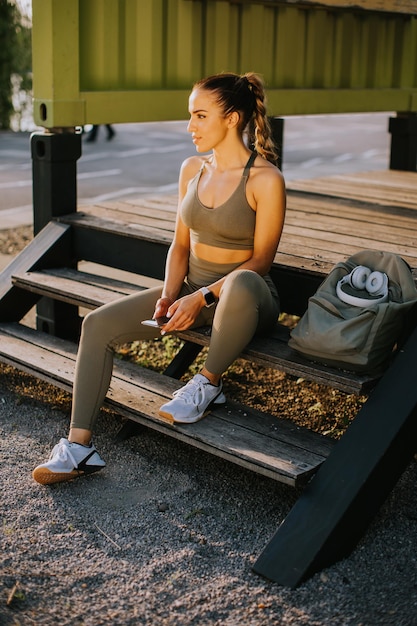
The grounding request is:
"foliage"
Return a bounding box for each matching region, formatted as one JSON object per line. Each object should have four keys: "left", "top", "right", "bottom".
{"left": 0, "top": 0, "right": 32, "bottom": 130}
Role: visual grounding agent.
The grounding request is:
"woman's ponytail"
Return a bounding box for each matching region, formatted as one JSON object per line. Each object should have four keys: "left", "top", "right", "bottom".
{"left": 245, "top": 73, "right": 279, "bottom": 165}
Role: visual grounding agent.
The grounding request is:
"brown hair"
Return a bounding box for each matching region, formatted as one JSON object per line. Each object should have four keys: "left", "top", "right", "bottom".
{"left": 193, "top": 72, "right": 279, "bottom": 165}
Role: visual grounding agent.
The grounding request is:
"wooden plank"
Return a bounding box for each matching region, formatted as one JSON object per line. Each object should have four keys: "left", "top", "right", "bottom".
{"left": 283, "top": 195, "right": 417, "bottom": 270}
{"left": 93, "top": 191, "right": 417, "bottom": 261}
{"left": 89, "top": 197, "right": 178, "bottom": 218}
{"left": 75, "top": 200, "right": 409, "bottom": 277}
{"left": 0, "top": 322, "right": 333, "bottom": 486}
{"left": 59, "top": 212, "right": 173, "bottom": 246}
{"left": 57, "top": 211, "right": 335, "bottom": 278}
{"left": 287, "top": 195, "right": 417, "bottom": 229}
{"left": 122, "top": 194, "right": 178, "bottom": 212}
{"left": 281, "top": 223, "right": 417, "bottom": 262}
{"left": 281, "top": 222, "right": 417, "bottom": 263}
{"left": 287, "top": 171, "right": 417, "bottom": 210}
{"left": 0, "top": 221, "right": 73, "bottom": 323}
{"left": 12, "top": 269, "right": 144, "bottom": 309}
{"left": 179, "top": 327, "right": 378, "bottom": 394}
{"left": 85, "top": 187, "right": 417, "bottom": 233}
{"left": 53, "top": 268, "right": 145, "bottom": 293}
{"left": 81, "top": 203, "right": 177, "bottom": 233}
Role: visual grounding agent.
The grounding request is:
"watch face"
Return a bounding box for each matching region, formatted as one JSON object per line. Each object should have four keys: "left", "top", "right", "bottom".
{"left": 201, "top": 287, "right": 216, "bottom": 306}
{"left": 205, "top": 291, "right": 216, "bottom": 305}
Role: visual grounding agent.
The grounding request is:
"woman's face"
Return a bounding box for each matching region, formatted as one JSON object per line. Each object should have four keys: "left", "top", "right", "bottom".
{"left": 187, "top": 88, "right": 231, "bottom": 153}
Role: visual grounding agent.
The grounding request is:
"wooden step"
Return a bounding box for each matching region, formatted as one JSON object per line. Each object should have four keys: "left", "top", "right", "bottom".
{"left": 11, "top": 267, "right": 379, "bottom": 394}
{"left": 286, "top": 170, "right": 417, "bottom": 210}
{"left": 12, "top": 267, "right": 144, "bottom": 308}
{"left": 0, "top": 322, "right": 334, "bottom": 487}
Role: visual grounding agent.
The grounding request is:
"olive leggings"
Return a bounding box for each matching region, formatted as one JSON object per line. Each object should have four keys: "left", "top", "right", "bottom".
{"left": 70, "top": 269, "right": 279, "bottom": 431}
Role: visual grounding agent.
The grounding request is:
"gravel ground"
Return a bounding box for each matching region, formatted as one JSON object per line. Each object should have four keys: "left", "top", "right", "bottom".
{"left": 1, "top": 229, "right": 417, "bottom": 625}
{"left": 1, "top": 367, "right": 417, "bottom": 625}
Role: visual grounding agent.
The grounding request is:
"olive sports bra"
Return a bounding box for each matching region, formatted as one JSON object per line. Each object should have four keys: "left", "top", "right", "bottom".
{"left": 180, "top": 152, "right": 276, "bottom": 291}
{"left": 180, "top": 151, "right": 257, "bottom": 251}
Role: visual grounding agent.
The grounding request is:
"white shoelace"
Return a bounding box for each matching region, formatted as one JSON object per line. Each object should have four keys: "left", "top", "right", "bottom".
{"left": 172, "top": 376, "right": 210, "bottom": 406}
{"left": 50, "top": 440, "right": 77, "bottom": 467}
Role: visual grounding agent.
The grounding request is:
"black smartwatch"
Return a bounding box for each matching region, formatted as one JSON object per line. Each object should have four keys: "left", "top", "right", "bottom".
{"left": 199, "top": 287, "right": 216, "bottom": 307}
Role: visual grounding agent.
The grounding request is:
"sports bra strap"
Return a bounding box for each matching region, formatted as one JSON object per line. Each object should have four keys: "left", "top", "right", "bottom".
{"left": 242, "top": 151, "right": 257, "bottom": 176}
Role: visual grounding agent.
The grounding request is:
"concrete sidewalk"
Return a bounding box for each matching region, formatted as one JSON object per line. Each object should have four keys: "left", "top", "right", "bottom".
{"left": 1, "top": 205, "right": 32, "bottom": 230}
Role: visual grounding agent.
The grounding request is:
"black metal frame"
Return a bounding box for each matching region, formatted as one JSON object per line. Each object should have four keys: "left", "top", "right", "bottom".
{"left": 389, "top": 113, "right": 417, "bottom": 172}
{"left": 253, "top": 322, "right": 417, "bottom": 586}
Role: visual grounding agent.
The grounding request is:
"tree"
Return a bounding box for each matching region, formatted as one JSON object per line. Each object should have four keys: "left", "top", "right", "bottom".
{"left": 0, "top": 0, "right": 32, "bottom": 130}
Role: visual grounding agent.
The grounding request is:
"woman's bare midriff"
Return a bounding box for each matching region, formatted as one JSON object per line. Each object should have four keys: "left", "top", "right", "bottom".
{"left": 192, "top": 241, "right": 253, "bottom": 265}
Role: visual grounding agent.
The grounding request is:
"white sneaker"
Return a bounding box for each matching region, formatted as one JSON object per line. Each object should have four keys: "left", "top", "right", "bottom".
{"left": 32, "top": 438, "right": 106, "bottom": 485}
{"left": 159, "top": 374, "right": 226, "bottom": 424}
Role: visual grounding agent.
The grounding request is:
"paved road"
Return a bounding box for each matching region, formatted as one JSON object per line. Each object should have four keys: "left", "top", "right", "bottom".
{"left": 0, "top": 113, "right": 392, "bottom": 229}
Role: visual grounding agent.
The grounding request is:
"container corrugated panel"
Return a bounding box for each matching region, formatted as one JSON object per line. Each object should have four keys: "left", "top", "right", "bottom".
{"left": 32, "top": 0, "right": 417, "bottom": 127}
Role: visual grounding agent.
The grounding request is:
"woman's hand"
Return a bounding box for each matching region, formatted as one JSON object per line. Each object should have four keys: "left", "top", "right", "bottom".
{"left": 153, "top": 296, "right": 173, "bottom": 321}
{"left": 161, "top": 291, "right": 204, "bottom": 334}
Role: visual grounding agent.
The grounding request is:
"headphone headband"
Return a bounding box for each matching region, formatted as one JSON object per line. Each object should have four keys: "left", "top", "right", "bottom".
{"left": 336, "top": 266, "right": 388, "bottom": 307}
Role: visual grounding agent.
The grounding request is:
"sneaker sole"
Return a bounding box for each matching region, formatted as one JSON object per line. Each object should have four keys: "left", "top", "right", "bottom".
{"left": 159, "top": 397, "right": 226, "bottom": 425}
{"left": 32, "top": 466, "right": 103, "bottom": 485}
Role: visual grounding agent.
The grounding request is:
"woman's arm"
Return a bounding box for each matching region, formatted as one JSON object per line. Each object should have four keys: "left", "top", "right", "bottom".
{"left": 244, "top": 164, "right": 286, "bottom": 274}
{"left": 153, "top": 157, "right": 200, "bottom": 319}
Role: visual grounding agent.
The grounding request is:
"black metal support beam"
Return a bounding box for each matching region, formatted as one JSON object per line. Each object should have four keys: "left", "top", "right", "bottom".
{"left": 270, "top": 117, "right": 284, "bottom": 171}
{"left": 31, "top": 130, "right": 82, "bottom": 339}
{"left": 389, "top": 113, "right": 417, "bottom": 172}
{"left": 163, "top": 342, "right": 204, "bottom": 379}
{"left": 269, "top": 264, "right": 323, "bottom": 317}
{"left": 253, "top": 323, "right": 417, "bottom": 588}
{"left": 31, "top": 130, "right": 82, "bottom": 234}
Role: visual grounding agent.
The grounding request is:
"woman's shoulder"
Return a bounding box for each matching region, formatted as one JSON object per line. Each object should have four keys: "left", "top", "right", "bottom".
{"left": 251, "top": 154, "right": 285, "bottom": 188}
{"left": 180, "top": 155, "right": 209, "bottom": 181}
{"left": 178, "top": 155, "right": 210, "bottom": 197}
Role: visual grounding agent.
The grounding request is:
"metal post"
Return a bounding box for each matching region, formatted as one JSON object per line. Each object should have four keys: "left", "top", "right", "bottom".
{"left": 31, "top": 129, "right": 82, "bottom": 234}
{"left": 388, "top": 113, "right": 417, "bottom": 172}
{"left": 31, "top": 129, "right": 82, "bottom": 339}
{"left": 270, "top": 117, "right": 284, "bottom": 171}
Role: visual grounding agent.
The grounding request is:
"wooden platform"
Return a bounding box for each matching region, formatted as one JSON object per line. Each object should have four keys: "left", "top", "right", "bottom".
{"left": 286, "top": 169, "right": 417, "bottom": 210}
{"left": 77, "top": 169, "right": 417, "bottom": 282}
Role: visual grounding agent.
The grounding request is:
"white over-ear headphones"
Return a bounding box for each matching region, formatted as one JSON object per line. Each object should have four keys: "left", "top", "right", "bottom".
{"left": 336, "top": 265, "right": 389, "bottom": 307}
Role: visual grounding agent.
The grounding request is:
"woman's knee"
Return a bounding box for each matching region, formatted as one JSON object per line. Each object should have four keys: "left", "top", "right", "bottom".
{"left": 220, "top": 270, "right": 265, "bottom": 304}
{"left": 80, "top": 306, "right": 113, "bottom": 343}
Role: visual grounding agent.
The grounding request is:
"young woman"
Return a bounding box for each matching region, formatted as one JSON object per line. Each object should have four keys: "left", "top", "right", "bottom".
{"left": 33, "top": 72, "right": 286, "bottom": 485}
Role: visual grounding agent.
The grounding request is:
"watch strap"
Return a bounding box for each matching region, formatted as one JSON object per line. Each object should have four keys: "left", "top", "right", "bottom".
{"left": 199, "top": 287, "right": 216, "bottom": 307}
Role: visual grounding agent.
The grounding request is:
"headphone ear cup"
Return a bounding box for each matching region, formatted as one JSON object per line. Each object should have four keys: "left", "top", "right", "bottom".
{"left": 349, "top": 265, "right": 371, "bottom": 290}
{"left": 366, "top": 271, "right": 388, "bottom": 296}
{"left": 336, "top": 267, "right": 389, "bottom": 307}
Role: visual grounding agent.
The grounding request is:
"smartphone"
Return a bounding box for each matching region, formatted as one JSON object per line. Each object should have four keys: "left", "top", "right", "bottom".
{"left": 141, "top": 316, "right": 170, "bottom": 328}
